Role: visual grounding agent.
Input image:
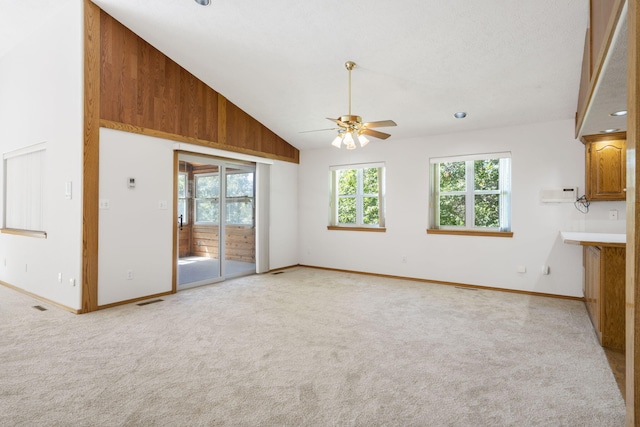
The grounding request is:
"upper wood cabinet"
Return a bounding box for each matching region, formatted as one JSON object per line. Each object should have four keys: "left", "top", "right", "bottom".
{"left": 583, "top": 132, "right": 626, "bottom": 201}
{"left": 575, "top": 0, "right": 625, "bottom": 136}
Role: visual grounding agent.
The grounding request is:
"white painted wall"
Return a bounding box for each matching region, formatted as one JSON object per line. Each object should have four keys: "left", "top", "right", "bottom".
{"left": 269, "top": 160, "right": 299, "bottom": 269}
{"left": 98, "top": 129, "right": 175, "bottom": 305}
{"left": 0, "top": 1, "right": 83, "bottom": 309}
{"left": 298, "top": 119, "right": 625, "bottom": 297}
{"left": 98, "top": 130, "right": 299, "bottom": 305}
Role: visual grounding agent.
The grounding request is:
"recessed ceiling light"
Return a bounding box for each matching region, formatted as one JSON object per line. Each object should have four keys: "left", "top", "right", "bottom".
{"left": 609, "top": 110, "right": 627, "bottom": 117}
{"left": 601, "top": 128, "right": 621, "bottom": 133}
{"left": 454, "top": 112, "right": 467, "bottom": 119}
{"left": 194, "top": 0, "right": 210, "bottom": 5}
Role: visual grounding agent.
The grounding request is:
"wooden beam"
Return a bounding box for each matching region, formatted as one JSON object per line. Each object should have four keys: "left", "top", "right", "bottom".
{"left": 627, "top": 0, "right": 639, "bottom": 424}
{"left": 82, "top": 0, "right": 101, "bottom": 313}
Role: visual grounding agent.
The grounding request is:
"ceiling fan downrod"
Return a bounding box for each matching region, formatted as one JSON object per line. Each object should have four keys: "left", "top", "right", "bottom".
{"left": 345, "top": 61, "right": 356, "bottom": 116}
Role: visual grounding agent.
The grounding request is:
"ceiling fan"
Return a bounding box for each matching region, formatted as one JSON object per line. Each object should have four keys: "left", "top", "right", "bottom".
{"left": 309, "top": 61, "right": 397, "bottom": 149}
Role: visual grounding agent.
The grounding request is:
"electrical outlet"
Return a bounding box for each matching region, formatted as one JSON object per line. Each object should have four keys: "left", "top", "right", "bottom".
{"left": 402, "top": 256, "right": 407, "bottom": 263}
{"left": 70, "top": 278, "right": 75, "bottom": 287}
{"left": 58, "top": 273, "right": 62, "bottom": 283}
{"left": 127, "top": 270, "right": 134, "bottom": 280}
{"left": 609, "top": 209, "right": 618, "bottom": 220}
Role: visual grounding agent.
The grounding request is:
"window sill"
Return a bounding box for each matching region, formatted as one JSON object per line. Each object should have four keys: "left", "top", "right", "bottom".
{"left": 327, "top": 226, "right": 386, "bottom": 233}
{"left": 426, "top": 229, "right": 513, "bottom": 238}
{"left": 1, "top": 228, "right": 47, "bottom": 239}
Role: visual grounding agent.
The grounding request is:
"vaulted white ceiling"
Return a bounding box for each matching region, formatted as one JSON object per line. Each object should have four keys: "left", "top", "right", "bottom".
{"left": 1, "top": 0, "right": 596, "bottom": 150}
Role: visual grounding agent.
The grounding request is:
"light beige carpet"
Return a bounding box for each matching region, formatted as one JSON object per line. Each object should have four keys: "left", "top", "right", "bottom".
{"left": 0, "top": 267, "right": 625, "bottom": 426}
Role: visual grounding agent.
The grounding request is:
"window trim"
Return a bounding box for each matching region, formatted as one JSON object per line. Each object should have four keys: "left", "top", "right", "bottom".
{"left": 329, "top": 162, "right": 386, "bottom": 230}
{"left": 429, "top": 152, "right": 511, "bottom": 233}
{"left": 426, "top": 228, "right": 513, "bottom": 238}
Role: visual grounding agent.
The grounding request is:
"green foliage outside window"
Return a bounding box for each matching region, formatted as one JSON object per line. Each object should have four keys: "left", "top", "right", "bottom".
{"left": 439, "top": 194, "right": 465, "bottom": 226}
{"left": 226, "top": 172, "right": 254, "bottom": 225}
{"left": 439, "top": 161, "right": 466, "bottom": 192}
{"left": 473, "top": 159, "right": 499, "bottom": 227}
{"left": 438, "top": 162, "right": 466, "bottom": 226}
{"left": 474, "top": 159, "right": 499, "bottom": 191}
{"left": 335, "top": 167, "right": 382, "bottom": 226}
{"left": 436, "top": 158, "right": 505, "bottom": 229}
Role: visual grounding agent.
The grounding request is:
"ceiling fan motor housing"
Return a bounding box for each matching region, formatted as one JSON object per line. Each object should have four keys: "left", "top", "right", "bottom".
{"left": 339, "top": 115, "right": 362, "bottom": 128}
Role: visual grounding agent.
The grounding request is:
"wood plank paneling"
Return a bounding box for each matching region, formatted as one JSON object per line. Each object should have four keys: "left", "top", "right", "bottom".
{"left": 99, "top": 11, "right": 298, "bottom": 163}
{"left": 191, "top": 225, "right": 220, "bottom": 258}
{"left": 178, "top": 224, "right": 192, "bottom": 257}
{"left": 601, "top": 247, "right": 625, "bottom": 351}
{"left": 189, "top": 225, "right": 255, "bottom": 262}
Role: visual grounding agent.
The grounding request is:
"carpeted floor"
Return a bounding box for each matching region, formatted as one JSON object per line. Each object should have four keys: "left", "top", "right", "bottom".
{"left": 0, "top": 267, "right": 625, "bottom": 426}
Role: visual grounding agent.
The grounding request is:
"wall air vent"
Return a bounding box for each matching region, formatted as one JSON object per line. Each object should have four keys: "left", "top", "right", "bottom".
{"left": 137, "top": 299, "right": 164, "bottom": 306}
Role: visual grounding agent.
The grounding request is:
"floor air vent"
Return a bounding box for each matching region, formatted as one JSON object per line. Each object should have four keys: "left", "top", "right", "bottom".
{"left": 33, "top": 305, "right": 47, "bottom": 311}
{"left": 137, "top": 299, "right": 164, "bottom": 306}
{"left": 455, "top": 286, "right": 478, "bottom": 291}
{"left": 271, "top": 271, "right": 285, "bottom": 275}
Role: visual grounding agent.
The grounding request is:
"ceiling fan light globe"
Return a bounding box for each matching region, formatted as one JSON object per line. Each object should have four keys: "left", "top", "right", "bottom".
{"left": 343, "top": 132, "right": 354, "bottom": 146}
{"left": 331, "top": 135, "right": 343, "bottom": 148}
{"left": 346, "top": 142, "right": 357, "bottom": 150}
{"left": 358, "top": 134, "right": 369, "bottom": 147}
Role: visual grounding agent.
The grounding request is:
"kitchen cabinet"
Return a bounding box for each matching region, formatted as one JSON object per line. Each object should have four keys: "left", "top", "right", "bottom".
{"left": 582, "top": 132, "right": 626, "bottom": 201}
{"left": 583, "top": 244, "right": 625, "bottom": 350}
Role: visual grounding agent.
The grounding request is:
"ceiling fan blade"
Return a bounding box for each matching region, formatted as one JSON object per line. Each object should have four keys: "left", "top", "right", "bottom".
{"left": 361, "top": 128, "right": 392, "bottom": 140}
{"left": 363, "top": 120, "right": 397, "bottom": 128}
{"left": 299, "top": 128, "right": 338, "bottom": 133}
{"left": 326, "top": 117, "right": 348, "bottom": 127}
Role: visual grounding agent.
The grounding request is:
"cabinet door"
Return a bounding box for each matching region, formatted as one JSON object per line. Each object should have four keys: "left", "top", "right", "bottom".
{"left": 586, "top": 138, "right": 626, "bottom": 200}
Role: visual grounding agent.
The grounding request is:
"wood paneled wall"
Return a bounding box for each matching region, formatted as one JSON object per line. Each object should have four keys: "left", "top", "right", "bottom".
{"left": 99, "top": 11, "right": 299, "bottom": 163}
{"left": 191, "top": 225, "right": 255, "bottom": 263}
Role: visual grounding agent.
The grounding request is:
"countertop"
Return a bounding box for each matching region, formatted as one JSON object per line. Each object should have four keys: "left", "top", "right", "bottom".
{"left": 560, "top": 231, "right": 626, "bottom": 247}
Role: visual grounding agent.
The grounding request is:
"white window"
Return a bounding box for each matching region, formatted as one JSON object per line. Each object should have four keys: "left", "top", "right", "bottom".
{"left": 194, "top": 173, "right": 220, "bottom": 224}
{"left": 430, "top": 152, "right": 511, "bottom": 231}
{"left": 330, "top": 163, "right": 385, "bottom": 228}
{"left": 225, "top": 171, "right": 254, "bottom": 226}
{"left": 177, "top": 172, "right": 188, "bottom": 224}
{"left": 3, "top": 143, "right": 46, "bottom": 233}
{"left": 193, "top": 170, "right": 255, "bottom": 225}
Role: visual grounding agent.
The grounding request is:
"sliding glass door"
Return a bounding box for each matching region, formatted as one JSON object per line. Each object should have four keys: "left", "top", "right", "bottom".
{"left": 176, "top": 153, "right": 256, "bottom": 290}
